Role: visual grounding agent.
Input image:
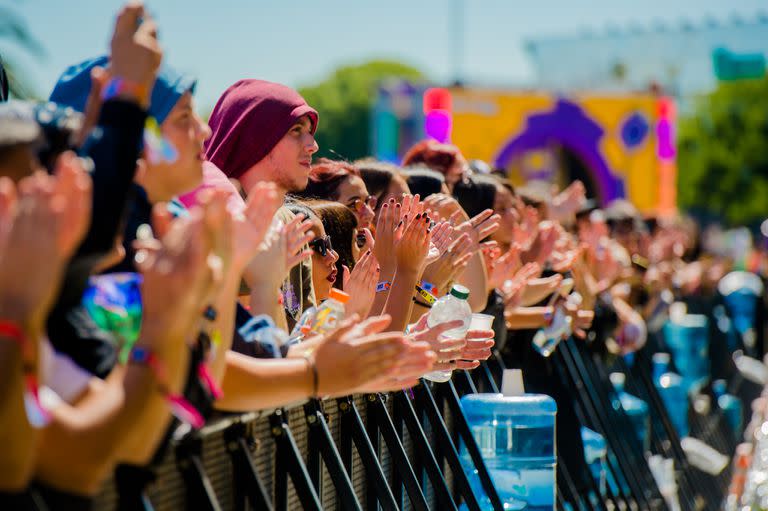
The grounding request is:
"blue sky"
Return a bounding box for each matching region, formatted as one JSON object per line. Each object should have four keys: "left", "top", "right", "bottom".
{"left": 5, "top": 0, "right": 767, "bottom": 111}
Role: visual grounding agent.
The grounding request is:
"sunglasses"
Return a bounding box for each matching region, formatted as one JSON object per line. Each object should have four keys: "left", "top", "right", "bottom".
{"left": 346, "top": 195, "right": 377, "bottom": 213}
{"left": 309, "top": 235, "right": 334, "bottom": 257}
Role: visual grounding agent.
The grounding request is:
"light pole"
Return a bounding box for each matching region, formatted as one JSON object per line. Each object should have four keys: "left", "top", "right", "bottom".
{"left": 450, "top": 0, "right": 464, "bottom": 86}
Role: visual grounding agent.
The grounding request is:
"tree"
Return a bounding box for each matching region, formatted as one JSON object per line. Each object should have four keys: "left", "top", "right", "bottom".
{"left": 298, "top": 60, "right": 425, "bottom": 160}
{"left": 677, "top": 76, "right": 768, "bottom": 226}
{"left": 0, "top": 4, "right": 45, "bottom": 99}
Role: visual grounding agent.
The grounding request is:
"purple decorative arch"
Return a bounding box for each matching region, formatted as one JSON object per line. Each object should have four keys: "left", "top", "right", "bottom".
{"left": 493, "top": 98, "right": 624, "bottom": 205}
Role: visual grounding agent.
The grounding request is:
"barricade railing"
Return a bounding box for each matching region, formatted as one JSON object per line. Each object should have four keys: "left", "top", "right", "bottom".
{"left": 94, "top": 333, "right": 738, "bottom": 510}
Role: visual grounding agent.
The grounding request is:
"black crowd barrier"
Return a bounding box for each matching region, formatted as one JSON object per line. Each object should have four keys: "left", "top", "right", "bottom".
{"left": 93, "top": 331, "right": 739, "bottom": 510}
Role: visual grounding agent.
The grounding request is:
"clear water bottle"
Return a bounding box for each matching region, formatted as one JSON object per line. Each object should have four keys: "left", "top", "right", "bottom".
{"left": 662, "top": 313, "right": 709, "bottom": 393}
{"left": 609, "top": 372, "right": 650, "bottom": 452}
{"left": 424, "top": 284, "right": 472, "bottom": 383}
{"left": 581, "top": 427, "right": 607, "bottom": 497}
{"left": 307, "top": 288, "right": 350, "bottom": 335}
{"left": 459, "top": 371, "right": 557, "bottom": 511}
{"left": 652, "top": 353, "right": 690, "bottom": 438}
{"left": 712, "top": 379, "right": 743, "bottom": 439}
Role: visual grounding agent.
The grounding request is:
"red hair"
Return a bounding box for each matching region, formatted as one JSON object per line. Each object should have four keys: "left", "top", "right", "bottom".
{"left": 401, "top": 140, "right": 460, "bottom": 177}
{"left": 297, "top": 158, "right": 360, "bottom": 200}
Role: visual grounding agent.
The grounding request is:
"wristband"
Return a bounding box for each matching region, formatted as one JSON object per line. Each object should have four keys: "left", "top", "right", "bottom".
{"left": 415, "top": 284, "right": 437, "bottom": 305}
{"left": 376, "top": 280, "right": 392, "bottom": 293}
{"left": 0, "top": 320, "right": 50, "bottom": 428}
{"left": 129, "top": 346, "right": 205, "bottom": 429}
{"left": 419, "top": 281, "right": 438, "bottom": 297}
{"left": 412, "top": 297, "right": 433, "bottom": 309}
{"left": 101, "top": 77, "right": 150, "bottom": 105}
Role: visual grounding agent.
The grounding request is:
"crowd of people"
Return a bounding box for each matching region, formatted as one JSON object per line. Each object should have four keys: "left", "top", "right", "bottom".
{"left": 0, "top": 3, "right": 765, "bottom": 510}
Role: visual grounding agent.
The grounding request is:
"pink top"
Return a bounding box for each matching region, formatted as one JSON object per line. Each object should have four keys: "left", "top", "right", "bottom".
{"left": 177, "top": 161, "right": 245, "bottom": 215}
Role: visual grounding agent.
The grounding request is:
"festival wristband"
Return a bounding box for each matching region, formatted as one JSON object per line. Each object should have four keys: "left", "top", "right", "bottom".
{"left": 129, "top": 346, "right": 206, "bottom": 429}
{"left": 415, "top": 284, "right": 437, "bottom": 305}
{"left": 0, "top": 320, "right": 50, "bottom": 428}
{"left": 304, "top": 354, "right": 318, "bottom": 398}
{"left": 376, "top": 280, "right": 392, "bottom": 293}
{"left": 101, "top": 77, "right": 150, "bottom": 105}
{"left": 412, "top": 297, "right": 433, "bottom": 309}
{"left": 419, "top": 281, "right": 438, "bottom": 297}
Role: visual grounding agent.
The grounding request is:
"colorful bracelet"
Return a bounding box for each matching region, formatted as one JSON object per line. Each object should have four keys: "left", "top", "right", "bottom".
{"left": 419, "top": 281, "right": 439, "bottom": 297}
{"left": 412, "top": 297, "right": 433, "bottom": 309}
{"left": 415, "top": 284, "right": 437, "bottom": 305}
{"left": 376, "top": 280, "right": 392, "bottom": 293}
{"left": 101, "top": 77, "right": 150, "bottom": 105}
{"left": 129, "top": 346, "right": 206, "bottom": 429}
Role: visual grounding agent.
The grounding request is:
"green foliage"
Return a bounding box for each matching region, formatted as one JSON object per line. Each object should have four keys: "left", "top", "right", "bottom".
{"left": 677, "top": 76, "right": 768, "bottom": 226}
{"left": 298, "top": 60, "right": 424, "bottom": 160}
{"left": 0, "top": 5, "right": 45, "bottom": 99}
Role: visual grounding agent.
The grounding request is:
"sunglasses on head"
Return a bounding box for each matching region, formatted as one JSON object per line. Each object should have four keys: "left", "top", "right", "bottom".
{"left": 309, "top": 235, "right": 334, "bottom": 257}
{"left": 346, "top": 195, "right": 377, "bottom": 213}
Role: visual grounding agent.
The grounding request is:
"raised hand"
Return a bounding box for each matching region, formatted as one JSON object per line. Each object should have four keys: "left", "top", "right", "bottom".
{"left": 109, "top": 2, "right": 163, "bottom": 107}
{"left": 342, "top": 249, "right": 379, "bottom": 318}
{"left": 231, "top": 182, "right": 282, "bottom": 273}
{"left": 0, "top": 170, "right": 91, "bottom": 331}
{"left": 136, "top": 205, "right": 216, "bottom": 343}
{"left": 395, "top": 212, "right": 432, "bottom": 274}
{"left": 311, "top": 315, "right": 411, "bottom": 397}
{"left": 550, "top": 180, "right": 586, "bottom": 221}
{"left": 488, "top": 245, "right": 522, "bottom": 290}
{"left": 455, "top": 209, "right": 501, "bottom": 251}
{"left": 409, "top": 313, "right": 466, "bottom": 372}
{"left": 422, "top": 231, "right": 473, "bottom": 294}
{"left": 373, "top": 198, "right": 400, "bottom": 274}
{"left": 502, "top": 262, "right": 541, "bottom": 309}
{"left": 243, "top": 213, "right": 314, "bottom": 290}
{"left": 455, "top": 329, "right": 495, "bottom": 370}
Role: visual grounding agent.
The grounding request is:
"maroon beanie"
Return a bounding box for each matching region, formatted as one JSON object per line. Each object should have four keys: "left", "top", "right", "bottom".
{"left": 204, "top": 79, "right": 319, "bottom": 179}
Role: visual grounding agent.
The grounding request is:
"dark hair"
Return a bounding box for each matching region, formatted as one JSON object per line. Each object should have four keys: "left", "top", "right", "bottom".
{"left": 452, "top": 174, "right": 497, "bottom": 219}
{"left": 0, "top": 55, "right": 8, "bottom": 103}
{"left": 401, "top": 140, "right": 459, "bottom": 177}
{"left": 295, "top": 158, "right": 359, "bottom": 201}
{"left": 306, "top": 201, "right": 358, "bottom": 290}
{"left": 401, "top": 166, "right": 445, "bottom": 198}
{"left": 356, "top": 159, "right": 398, "bottom": 202}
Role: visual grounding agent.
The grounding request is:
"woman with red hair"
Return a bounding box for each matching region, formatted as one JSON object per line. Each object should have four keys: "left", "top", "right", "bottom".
{"left": 401, "top": 140, "right": 468, "bottom": 190}
{"left": 294, "top": 158, "right": 377, "bottom": 231}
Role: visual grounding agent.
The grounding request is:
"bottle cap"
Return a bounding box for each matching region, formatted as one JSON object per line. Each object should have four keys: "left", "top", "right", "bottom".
{"left": 329, "top": 288, "right": 350, "bottom": 303}
{"left": 449, "top": 284, "right": 470, "bottom": 300}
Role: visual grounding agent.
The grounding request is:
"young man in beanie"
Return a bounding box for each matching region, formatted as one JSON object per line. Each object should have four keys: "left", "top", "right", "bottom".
{"left": 179, "top": 78, "right": 321, "bottom": 330}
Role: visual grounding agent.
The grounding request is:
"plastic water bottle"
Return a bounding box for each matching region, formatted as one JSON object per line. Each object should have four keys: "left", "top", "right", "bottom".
{"left": 712, "top": 379, "right": 743, "bottom": 439}
{"left": 424, "top": 284, "right": 472, "bottom": 383}
{"left": 307, "top": 288, "right": 349, "bottom": 335}
{"left": 652, "top": 353, "right": 690, "bottom": 438}
{"left": 581, "top": 427, "right": 607, "bottom": 497}
{"left": 459, "top": 370, "right": 557, "bottom": 510}
{"left": 662, "top": 311, "right": 709, "bottom": 393}
{"left": 609, "top": 372, "right": 650, "bottom": 452}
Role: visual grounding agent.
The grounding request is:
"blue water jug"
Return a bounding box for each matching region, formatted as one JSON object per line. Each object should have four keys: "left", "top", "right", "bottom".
{"left": 719, "top": 271, "right": 763, "bottom": 352}
{"left": 460, "top": 392, "right": 557, "bottom": 510}
{"left": 652, "top": 352, "right": 689, "bottom": 438}
{"left": 712, "top": 379, "right": 743, "bottom": 439}
{"left": 663, "top": 314, "right": 709, "bottom": 392}
{"left": 580, "top": 427, "right": 607, "bottom": 497}
{"left": 609, "top": 372, "right": 650, "bottom": 452}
